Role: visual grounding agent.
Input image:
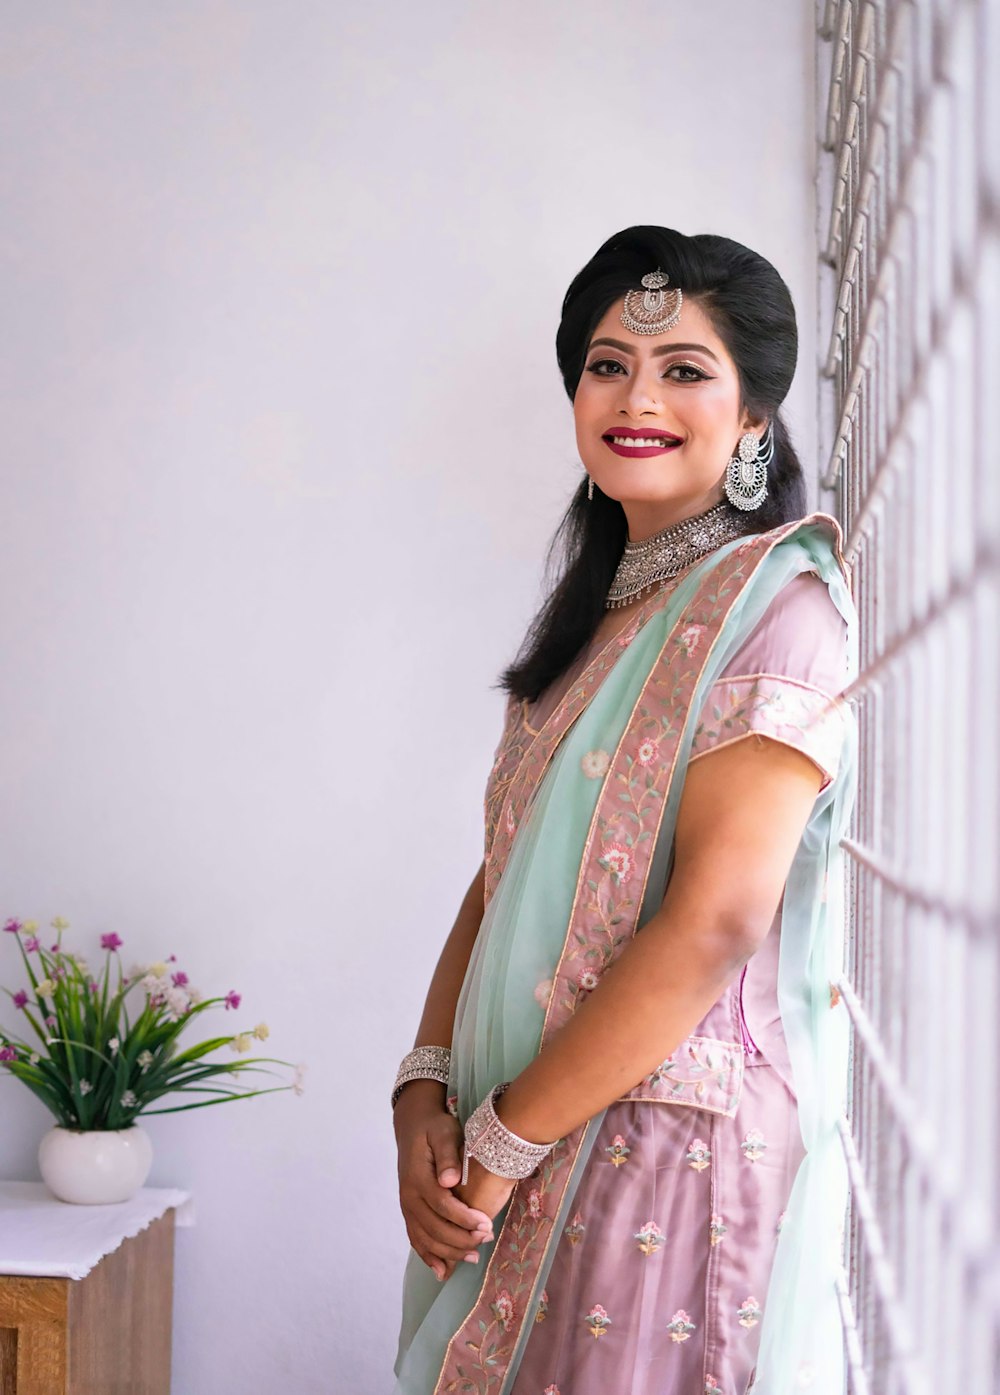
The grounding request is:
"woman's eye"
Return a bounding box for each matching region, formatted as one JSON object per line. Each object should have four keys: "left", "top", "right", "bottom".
{"left": 585, "top": 359, "right": 709, "bottom": 382}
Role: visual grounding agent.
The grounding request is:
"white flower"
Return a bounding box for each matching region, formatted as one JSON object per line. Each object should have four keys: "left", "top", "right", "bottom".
{"left": 141, "top": 972, "right": 170, "bottom": 1002}
{"left": 120, "top": 1089, "right": 137, "bottom": 1108}
{"left": 229, "top": 1032, "right": 252, "bottom": 1054}
{"left": 36, "top": 979, "right": 56, "bottom": 996}
{"left": 79, "top": 1079, "right": 93, "bottom": 1095}
{"left": 108, "top": 1037, "right": 120, "bottom": 1055}
{"left": 581, "top": 749, "right": 611, "bottom": 779}
{"left": 252, "top": 1022, "right": 269, "bottom": 1041}
{"left": 164, "top": 985, "right": 191, "bottom": 1021}
{"left": 29, "top": 1052, "right": 40, "bottom": 1065}
{"left": 137, "top": 1049, "right": 154, "bottom": 1072}
{"left": 188, "top": 987, "right": 203, "bottom": 1005}
{"left": 533, "top": 978, "right": 553, "bottom": 1009}
{"left": 148, "top": 961, "right": 168, "bottom": 978}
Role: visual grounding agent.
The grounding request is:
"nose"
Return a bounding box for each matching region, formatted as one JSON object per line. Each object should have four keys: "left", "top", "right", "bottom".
{"left": 618, "top": 362, "right": 665, "bottom": 418}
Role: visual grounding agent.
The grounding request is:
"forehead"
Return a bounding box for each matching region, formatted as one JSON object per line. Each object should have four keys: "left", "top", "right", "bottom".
{"left": 588, "top": 294, "right": 729, "bottom": 363}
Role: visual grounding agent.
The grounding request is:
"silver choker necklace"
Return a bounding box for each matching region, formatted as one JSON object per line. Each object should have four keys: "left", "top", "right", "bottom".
{"left": 605, "top": 501, "right": 751, "bottom": 609}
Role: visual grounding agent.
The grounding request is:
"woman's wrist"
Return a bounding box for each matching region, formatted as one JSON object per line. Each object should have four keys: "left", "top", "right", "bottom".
{"left": 391, "top": 1044, "right": 452, "bottom": 1109}
{"left": 460, "top": 1082, "right": 560, "bottom": 1185}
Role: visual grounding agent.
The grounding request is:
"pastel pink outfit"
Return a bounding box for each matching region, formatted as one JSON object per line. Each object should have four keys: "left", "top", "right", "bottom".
{"left": 507, "top": 572, "right": 850, "bottom": 1395}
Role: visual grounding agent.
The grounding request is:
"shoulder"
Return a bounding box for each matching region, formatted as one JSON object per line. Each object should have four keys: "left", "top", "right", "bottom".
{"left": 715, "top": 567, "right": 849, "bottom": 697}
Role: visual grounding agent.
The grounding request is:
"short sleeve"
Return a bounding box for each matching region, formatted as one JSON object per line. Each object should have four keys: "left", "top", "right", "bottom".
{"left": 688, "top": 571, "right": 850, "bottom": 792}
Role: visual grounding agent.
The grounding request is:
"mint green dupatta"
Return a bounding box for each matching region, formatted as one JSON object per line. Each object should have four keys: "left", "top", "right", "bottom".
{"left": 393, "top": 514, "right": 859, "bottom": 1395}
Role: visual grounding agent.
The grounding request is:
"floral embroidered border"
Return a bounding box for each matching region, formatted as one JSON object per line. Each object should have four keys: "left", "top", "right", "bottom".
{"left": 434, "top": 515, "right": 850, "bottom": 1395}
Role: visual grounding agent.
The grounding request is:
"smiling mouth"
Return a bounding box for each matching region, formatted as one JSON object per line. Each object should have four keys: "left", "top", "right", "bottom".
{"left": 603, "top": 433, "right": 683, "bottom": 456}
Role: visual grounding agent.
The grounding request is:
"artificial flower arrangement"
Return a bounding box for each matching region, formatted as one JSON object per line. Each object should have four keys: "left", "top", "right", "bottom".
{"left": 0, "top": 915, "right": 304, "bottom": 1131}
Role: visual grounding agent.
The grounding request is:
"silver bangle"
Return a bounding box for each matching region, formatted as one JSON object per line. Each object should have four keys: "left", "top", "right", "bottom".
{"left": 391, "top": 1045, "right": 452, "bottom": 1109}
{"left": 460, "top": 1082, "right": 559, "bottom": 1185}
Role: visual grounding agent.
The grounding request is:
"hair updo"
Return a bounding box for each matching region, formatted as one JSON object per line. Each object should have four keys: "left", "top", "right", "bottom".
{"left": 498, "top": 224, "right": 808, "bottom": 704}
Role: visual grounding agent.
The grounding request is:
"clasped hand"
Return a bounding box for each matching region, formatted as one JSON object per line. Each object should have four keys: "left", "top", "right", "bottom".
{"left": 394, "top": 1082, "right": 515, "bottom": 1283}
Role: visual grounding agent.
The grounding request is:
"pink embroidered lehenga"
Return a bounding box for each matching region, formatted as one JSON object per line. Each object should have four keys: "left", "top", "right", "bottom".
{"left": 393, "top": 513, "right": 859, "bottom": 1395}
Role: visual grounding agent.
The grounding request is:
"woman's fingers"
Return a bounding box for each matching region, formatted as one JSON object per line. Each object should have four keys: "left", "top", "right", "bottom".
{"left": 426, "top": 1113, "right": 464, "bottom": 1189}
{"left": 408, "top": 1196, "right": 492, "bottom": 1260}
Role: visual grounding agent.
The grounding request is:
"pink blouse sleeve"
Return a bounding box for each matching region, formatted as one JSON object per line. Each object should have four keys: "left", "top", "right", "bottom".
{"left": 688, "top": 571, "right": 851, "bottom": 793}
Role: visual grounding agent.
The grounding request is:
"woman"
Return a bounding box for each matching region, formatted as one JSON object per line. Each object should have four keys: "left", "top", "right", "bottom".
{"left": 391, "top": 225, "right": 858, "bottom": 1395}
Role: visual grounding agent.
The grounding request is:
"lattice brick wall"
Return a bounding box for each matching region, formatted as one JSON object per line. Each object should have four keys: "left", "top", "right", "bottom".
{"left": 815, "top": 1, "right": 999, "bottom": 1390}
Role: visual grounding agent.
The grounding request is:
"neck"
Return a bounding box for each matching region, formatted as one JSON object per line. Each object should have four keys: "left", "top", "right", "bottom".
{"left": 622, "top": 489, "right": 727, "bottom": 544}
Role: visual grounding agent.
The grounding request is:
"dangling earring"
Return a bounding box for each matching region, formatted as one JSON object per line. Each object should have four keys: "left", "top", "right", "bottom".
{"left": 587, "top": 473, "right": 594, "bottom": 501}
{"left": 724, "top": 421, "right": 773, "bottom": 511}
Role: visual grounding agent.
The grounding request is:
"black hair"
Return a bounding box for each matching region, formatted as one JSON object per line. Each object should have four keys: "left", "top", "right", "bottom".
{"left": 497, "top": 224, "right": 808, "bottom": 704}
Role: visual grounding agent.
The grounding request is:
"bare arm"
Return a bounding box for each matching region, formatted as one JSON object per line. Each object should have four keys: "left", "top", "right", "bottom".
{"left": 408, "top": 857, "right": 486, "bottom": 1057}
{"left": 394, "top": 858, "right": 492, "bottom": 1280}
{"left": 457, "top": 735, "right": 825, "bottom": 1209}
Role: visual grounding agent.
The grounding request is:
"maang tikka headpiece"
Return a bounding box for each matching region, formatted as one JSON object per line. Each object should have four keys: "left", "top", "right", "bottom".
{"left": 621, "top": 268, "right": 682, "bottom": 335}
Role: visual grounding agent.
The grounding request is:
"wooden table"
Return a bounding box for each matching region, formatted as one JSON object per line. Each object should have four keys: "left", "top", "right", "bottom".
{"left": 0, "top": 1184, "right": 191, "bottom": 1395}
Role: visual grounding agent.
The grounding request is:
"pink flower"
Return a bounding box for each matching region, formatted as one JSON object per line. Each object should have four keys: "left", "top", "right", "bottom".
{"left": 171, "top": 971, "right": 189, "bottom": 987}
{"left": 600, "top": 843, "right": 633, "bottom": 881}
{"left": 100, "top": 932, "right": 123, "bottom": 952}
{"left": 677, "top": 623, "right": 707, "bottom": 656}
{"left": 23, "top": 935, "right": 40, "bottom": 952}
{"left": 526, "top": 1188, "right": 542, "bottom": 1218}
{"left": 13, "top": 990, "right": 29, "bottom": 1010}
{"left": 636, "top": 738, "right": 660, "bottom": 766}
{"left": 89, "top": 981, "right": 99, "bottom": 994}
{"left": 577, "top": 968, "right": 601, "bottom": 992}
{"left": 0, "top": 1046, "right": 17, "bottom": 1062}
{"left": 491, "top": 1289, "right": 516, "bottom": 1330}
{"left": 3, "top": 919, "right": 22, "bottom": 934}
{"left": 224, "top": 990, "right": 242, "bottom": 1011}
{"left": 45, "top": 1015, "right": 57, "bottom": 1028}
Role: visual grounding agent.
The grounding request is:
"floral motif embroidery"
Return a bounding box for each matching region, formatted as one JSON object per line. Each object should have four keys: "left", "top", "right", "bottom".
{"left": 686, "top": 1137, "right": 711, "bottom": 1171}
{"left": 636, "top": 738, "right": 660, "bottom": 766}
{"left": 709, "top": 1214, "right": 727, "bottom": 1246}
{"left": 605, "top": 1134, "right": 631, "bottom": 1167}
{"left": 535, "top": 1289, "right": 549, "bottom": 1323}
{"left": 598, "top": 843, "right": 633, "bottom": 882}
{"left": 737, "top": 1296, "right": 763, "bottom": 1329}
{"left": 741, "top": 1128, "right": 767, "bottom": 1163}
{"left": 621, "top": 1035, "right": 743, "bottom": 1117}
{"left": 581, "top": 749, "right": 611, "bottom": 779}
{"left": 543, "top": 1386, "right": 561, "bottom": 1395}
{"left": 584, "top": 1303, "right": 612, "bottom": 1338}
{"left": 577, "top": 967, "right": 601, "bottom": 993}
{"left": 491, "top": 1289, "right": 516, "bottom": 1331}
{"left": 564, "top": 1211, "right": 586, "bottom": 1245}
{"left": 526, "top": 1188, "right": 543, "bottom": 1219}
{"left": 533, "top": 977, "right": 553, "bottom": 1009}
{"left": 666, "top": 1309, "right": 696, "bottom": 1343}
{"left": 678, "top": 622, "right": 707, "bottom": 655}
{"left": 705, "top": 1378, "right": 724, "bottom": 1395}
{"left": 504, "top": 801, "right": 517, "bottom": 835}
{"left": 634, "top": 1220, "right": 664, "bottom": 1255}
{"left": 689, "top": 673, "right": 846, "bottom": 792}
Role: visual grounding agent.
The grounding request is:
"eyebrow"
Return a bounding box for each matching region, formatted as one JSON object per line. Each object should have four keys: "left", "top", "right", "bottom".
{"left": 586, "top": 336, "right": 720, "bottom": 364}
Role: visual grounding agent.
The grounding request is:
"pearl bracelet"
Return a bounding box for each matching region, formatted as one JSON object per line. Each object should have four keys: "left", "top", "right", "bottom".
{"left": 460, "top": 1082, "right": 559, "bottom": 1185}
{"left": 391, "top": 1045, "right": 452, "bottom": 1109}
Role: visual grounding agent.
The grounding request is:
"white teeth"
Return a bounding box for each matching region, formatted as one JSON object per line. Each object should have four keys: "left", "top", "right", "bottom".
{"left": 608, "top": 436, "right": 678, "bottom": 448}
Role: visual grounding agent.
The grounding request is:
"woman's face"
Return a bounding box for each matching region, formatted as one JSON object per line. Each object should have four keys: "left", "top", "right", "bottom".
{"left": 573, "top": 294, "right": 768, "bottom": 541}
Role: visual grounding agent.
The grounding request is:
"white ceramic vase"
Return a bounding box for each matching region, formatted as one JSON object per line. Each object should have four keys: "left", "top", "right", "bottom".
{"left": 38, "top": 1124, "right": 153, "bottom": 1204}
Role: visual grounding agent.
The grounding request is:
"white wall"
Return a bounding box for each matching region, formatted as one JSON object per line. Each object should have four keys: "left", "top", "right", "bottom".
{"left": 0, "top": 4, "right": 817, "bottom": 1390}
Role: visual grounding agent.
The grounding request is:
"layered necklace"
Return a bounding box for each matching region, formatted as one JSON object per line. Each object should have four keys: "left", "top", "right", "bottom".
{"left": 605, "top": 500, "right": 751, "bottom": 610}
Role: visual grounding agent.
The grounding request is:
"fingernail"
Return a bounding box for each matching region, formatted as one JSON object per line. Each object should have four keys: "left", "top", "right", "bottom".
{"left": 463, "top": 1252, "right": 479, "bottom": 1264}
